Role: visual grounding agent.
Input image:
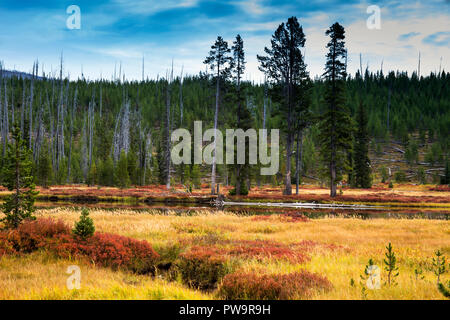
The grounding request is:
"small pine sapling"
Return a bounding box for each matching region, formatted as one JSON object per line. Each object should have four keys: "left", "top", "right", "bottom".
{"left": 384, "top": 242, "right": 399, "bottom": 286}
{"left": 432, "top": 250, "right": 446, "bottom": 286}
{"left": 414, "top": 268, "right": 424, "bottom": 281}
{"left": 438, "top": 281, "right": 450, "bottom": 299}
{"left": 360, "top": 258, "right": 380, "bottom": 294}
{"left": 73, "top": 208, "right": 95, "bottom": 240}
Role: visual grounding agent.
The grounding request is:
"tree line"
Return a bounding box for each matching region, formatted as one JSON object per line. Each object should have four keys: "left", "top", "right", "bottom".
{"left": 0, "top": 17, "right": 448, "bottom": 197}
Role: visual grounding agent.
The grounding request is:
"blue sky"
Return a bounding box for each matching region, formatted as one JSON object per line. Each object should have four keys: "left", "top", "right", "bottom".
{"left": 0, "top": 0, "right": 449, "bottom": 81}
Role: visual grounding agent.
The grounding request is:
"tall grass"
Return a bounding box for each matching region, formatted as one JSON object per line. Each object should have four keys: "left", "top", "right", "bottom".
{"left": 0, "top": 208, "right": 448, "bottom": 299}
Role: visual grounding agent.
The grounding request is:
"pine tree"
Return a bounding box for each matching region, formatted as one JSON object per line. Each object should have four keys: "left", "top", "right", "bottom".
{"left": 156, "top": 138, "right": 167, "bottom": 185}
{"left": 87, "top": 160, "right": 98, "bottom": 186}
{"left": 257, "top": 16, "right": 308, "bottom": 195}
{"left": 1, "top": 124, "right": 38, "bottom": 229}
{"left": 72, "top": 208, "right": 95, "bottom": 240}
{"left": 438, "top": 281, "right": 450, "bottom": 298}
{"left": 432, "top": 250, "right": 446, "bottom": 286}
{"left": 115, "top": 150, "right": 130, "bottom": 189}
{"left": 354, "top": 102, "right": 372, "bottom": 188}
{"left": 99, "top": 156, "right": 114, "bottom": 186}
{"left": 384, "top": 242, "right": 399, "bottom": 286}
{"left": 230, "top": 34, "right": 252, "bottom": 196}
{"left": 440, "top": 161, "right": 450, "bottom": 185}
{"left": 36, "top": 142, "right": 53, "bottom": 188}
{"left": 191, "top": 164, "right": 201, "bottom": 189}
{"left": 204, "top": 36, "right": 232, "bottom": 194}
{"left": 127, "top": 149, "right": 138, "bottom": 185}
{"left": 318, "top": 22, "right": 353, "bottom": 197}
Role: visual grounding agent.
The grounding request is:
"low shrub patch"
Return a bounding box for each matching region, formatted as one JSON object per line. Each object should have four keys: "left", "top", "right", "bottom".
{"left": 219, "top": 271, "right": 333, "bottom": 300}
{"left": 176, "top": 246, "right": 234, "bottom": 290}
{"left": 282, "top": 212, "right": 309, "bottom": 222}
{"left": 0, "top": 218, "right": 159, "bottom": 274}
{"left": 226, "top": 240, "right": 310, "bottom": 264}
{"left": 4, "top": 218, "right": 70, "bottom": 253}
{"left": 80, "top": 233, "right": 159, "bottom": 273}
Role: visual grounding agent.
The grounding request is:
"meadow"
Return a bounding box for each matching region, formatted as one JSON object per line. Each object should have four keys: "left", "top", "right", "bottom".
{"left": 0, "top": 208, "right": 448, "bottom": 300}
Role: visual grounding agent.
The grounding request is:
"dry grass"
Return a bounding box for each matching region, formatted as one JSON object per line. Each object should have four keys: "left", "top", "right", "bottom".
{"left": 0, "top": 251, "right": 211, "bottom": 300}
{"left": 1, "top": 208, "right": 449, "bottom": 300}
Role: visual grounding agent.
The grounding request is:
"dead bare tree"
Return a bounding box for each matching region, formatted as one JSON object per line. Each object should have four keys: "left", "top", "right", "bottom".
{"left": 179, "top": 65, "right": 184, "bottom": 125}
{"left": 165, "top": 64, "right": 173, "bottom": 189}
{"left": 67, "top": 86, "right": 77, "bottom": 183}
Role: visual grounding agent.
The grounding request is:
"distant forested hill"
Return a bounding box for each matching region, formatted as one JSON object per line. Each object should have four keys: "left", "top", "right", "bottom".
{"left": 0, "top": 66, "right": 448, "bottom": 188}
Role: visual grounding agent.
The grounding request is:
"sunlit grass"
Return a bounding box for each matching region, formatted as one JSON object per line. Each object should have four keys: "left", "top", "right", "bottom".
{"left": 0, "top": 252, "right": 211, "bottom": 300}
{"left": 0, "top": 208, "right": 448, "bottom": 299}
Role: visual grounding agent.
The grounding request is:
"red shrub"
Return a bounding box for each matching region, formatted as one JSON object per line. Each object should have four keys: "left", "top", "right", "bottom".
{"left": 0, "top": 232, "right": 16, "bottom": 256}
{"left": 0, "top": 218, "right": 159, "bottom": 274}
{"left": 219, "top": 271, "right": 332, "bottom": 300}
{"left": 5, "top": 218, "right": 70, "bottom": 253}
{"left": 48, "top": 232, "right": 160, "bottom": 273}
{"left": 250, "top": 215, "right": 272, "bottom": 222}
{"left": 83, "top": 233, "right": 159, "bottom": 273}
{"left": 227, "top": 240, "right": 310, "bottom": 264}
{"left": 177, "top": 246, "right": 231, "bottom": 290}
{"left": 282, "top": 212, "right": 309, "bottom": 222}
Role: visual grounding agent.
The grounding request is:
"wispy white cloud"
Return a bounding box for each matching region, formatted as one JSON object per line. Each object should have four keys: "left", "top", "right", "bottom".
{"left": 112, "top": 0, "right": 199, "bottom": 15}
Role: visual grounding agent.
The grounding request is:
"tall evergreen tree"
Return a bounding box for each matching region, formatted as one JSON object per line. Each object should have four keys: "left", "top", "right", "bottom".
{"left": 36, "top": 141, "right": 53, "bottom": 188}
{"left": 230, "top": 34, "right": 252, "bottom": 195}
{"left": 258, "top": 16, "right": 308, "bottom": 195}
{"left": 99, "top": 156, "right": 114, "bottom": 186}
{"left": 1, "top": 124, "right": 38, "bottom": 228}
{"left": 204, "top": 36, "right": 232, "bottom": 194}
{"left": 441, "top": 161, "right": 450, "bottom": 185}
{"left": 318, "top": 22, "right": 353, "bottom": 197}
{"left": 115, "top": 150, "right": 130, "bottom": 189}
{"left": 354, "top": 101, "right": 372, "bottom": 188}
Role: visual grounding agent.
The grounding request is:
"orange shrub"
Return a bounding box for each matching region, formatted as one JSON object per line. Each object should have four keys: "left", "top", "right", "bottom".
{"left": 282, "top": 212, "right": 309, "bottom": 222}
{"left": 227, "top": 240, "right": 310, "bottom": 264}
{"left": 4, "top": 218, "right": 69, "bottom": 253}
{"left": 177, "top": 246, "right": 232, "bottom": 290}
{"left": 219, "top": 271, "right": 332, "bottom": 300}
{"left": 0, "top": 233, "right": 15, "bottom": 256}
{"left": 0, "top": 218, "right": 159, "bottom": 274}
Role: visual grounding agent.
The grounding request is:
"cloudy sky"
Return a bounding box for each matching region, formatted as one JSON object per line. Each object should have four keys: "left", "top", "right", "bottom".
{"left": 0, "top": 0, "right": 448, "bottom": 81}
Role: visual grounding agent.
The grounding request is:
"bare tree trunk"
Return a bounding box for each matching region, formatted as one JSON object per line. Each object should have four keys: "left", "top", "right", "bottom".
{"left": 33, "top": 93, "right": 44, "bottom": 161}
{"left": 67, "top": 86, "right": 77, "bottom": 183}
{"left": 263, "top": 77, "right": 267, "bottom": 131}
{"left": 10, "top": 79, "right": 14, "bottom": 126}
{"left": 21, "top": 78, "right": 25, "bottom": 135}
{"left": 29, "top": 63, "right": 35, "bottom": 150}
{"left": 295, "top": 129, "right": 303, "bottom": 195}
{"left": 0, "top": 64, "right": 3, "bottom": 152}
{"left": 2, "top": 81, "right": 9, "bottom": 156}
{"left": 82, "top": 115, "right": 88, "bottom": 181}
{"left": 165, "top": 67, "right": 173, "bottom": 189}
{"left": 211, "top": 66, "right": 220, "bottom": 195}
{"left": 99, "top": 83, "right": 102, "bottom": 118}
{"left": 179, "top": 66, "right": 184, "bottom": 125}
{"left": 284, "top": 78, "right": 293, "bottom": 195}
{"left": 387, "top": 81, "right": 391, "bottom": 134}
{"left": 143, "top": 131, "right": 152, "bottom": 185}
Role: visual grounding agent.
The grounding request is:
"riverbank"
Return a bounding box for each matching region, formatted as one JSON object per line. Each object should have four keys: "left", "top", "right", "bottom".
{"left": 0, "top": 183, "right": 448, "bottom": 207}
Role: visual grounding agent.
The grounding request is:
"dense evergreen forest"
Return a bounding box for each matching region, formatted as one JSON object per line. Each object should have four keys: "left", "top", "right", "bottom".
{"left": 0, "top": 18, "right": 448, "bottom": 195}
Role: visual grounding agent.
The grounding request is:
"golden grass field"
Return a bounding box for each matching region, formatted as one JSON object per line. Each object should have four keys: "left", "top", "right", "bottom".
{"left": 1, "top": 208, "right": 449, "bottom": 300}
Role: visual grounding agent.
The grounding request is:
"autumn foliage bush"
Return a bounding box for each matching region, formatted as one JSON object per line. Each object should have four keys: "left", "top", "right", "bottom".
{"left": 219, "top": 271, "right": 333, "bottom": 300}
{"left": 0, "top": 218, "right": 159, "bottom": 274}
{"left": 227, "top": 240, "right": 310, "bottom": 264}
{"left": 177, "top": 246, "right": 233, "bottom": 290}
{"left": 3, "top": 218, "right": 70, "bottom": 253}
